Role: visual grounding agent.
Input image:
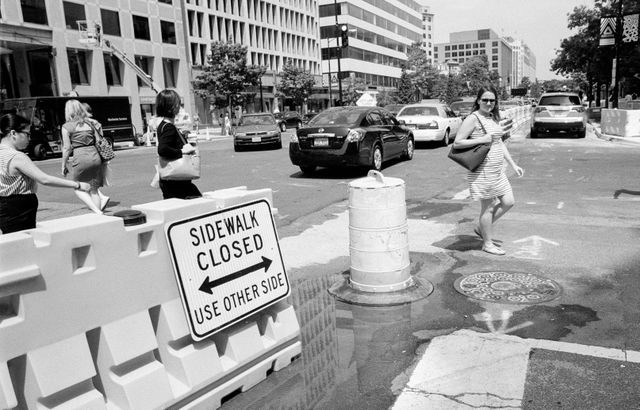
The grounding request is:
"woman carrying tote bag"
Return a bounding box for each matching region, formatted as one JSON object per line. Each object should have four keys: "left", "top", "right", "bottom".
{"left": 156, "top": 89, "right": 202, "bottom": 199}
{"left": 451, "top": 85, "right": 523, "bottom": 255}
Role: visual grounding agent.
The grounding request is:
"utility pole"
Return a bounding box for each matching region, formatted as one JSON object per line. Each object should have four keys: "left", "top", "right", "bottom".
{"left": 612, "top": 0, "right": 623, "bottom": 109}
{"left": 334, "top": 0, "right": 343, "bottom": 105}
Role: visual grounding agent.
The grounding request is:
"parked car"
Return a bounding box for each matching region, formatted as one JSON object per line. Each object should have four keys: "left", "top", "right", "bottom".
{"left": 396, "top": 102, "right": 462, "bottom": 145}
{"left": 233, "top": 113, "right": 282, "bottom": 151}
{"left": 289, "top": 106, "right": 414, "bottom": 174}
{"left": 274, "top": 111, "right": 303, "bottom": 131}
{"left": 450, "top": 100, "right": 475, "bottom": 119}
{"left": 383, "top": 104, "right": 406, "bottom": 116}
{"left": 531, "top": 92, "right": 587, "bottom": 138}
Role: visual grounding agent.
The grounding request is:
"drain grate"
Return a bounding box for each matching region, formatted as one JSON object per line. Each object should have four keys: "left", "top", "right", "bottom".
{"left": 454, "top": 271, "right": 562, "bottom": 304}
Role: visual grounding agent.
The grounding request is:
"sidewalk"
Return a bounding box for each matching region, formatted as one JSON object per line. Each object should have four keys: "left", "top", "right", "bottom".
{"left": 393, "top": 330, "right": 640, "bottom": 409}
{"left": 591, "top": 122, "right": 640, "bottom": 145}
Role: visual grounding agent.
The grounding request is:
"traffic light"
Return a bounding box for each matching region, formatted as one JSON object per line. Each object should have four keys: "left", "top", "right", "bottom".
{"left": 340, "top": 24, "right": 349, "bottom": 48}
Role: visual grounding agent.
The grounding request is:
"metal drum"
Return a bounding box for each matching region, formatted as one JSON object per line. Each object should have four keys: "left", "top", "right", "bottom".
{"left": 348, "top": 171, "right": 411, "bottom": 292}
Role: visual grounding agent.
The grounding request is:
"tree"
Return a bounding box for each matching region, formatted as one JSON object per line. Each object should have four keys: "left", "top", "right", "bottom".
{"left": 396, "top": 67, "right": 416, "bottom": 104}
{"left": 518, "top": 76, "right": 532, "bottom": 90}
{"left": 406, "top": 42, "right": 441, "bottom": 99}
{"left": 432, "top": 73, "right": 465, "bottom": 104}
{"left": 277, "top": 61, "right": 316, "bottom": 110}
{"left": 460, "top": 56, "right": 495, "bottom": 92}
{"left": 193, "top": 42, "right": 265, "bottom": 111}
{"left": 342, "top": 77, "right": 368, "bottom": 106}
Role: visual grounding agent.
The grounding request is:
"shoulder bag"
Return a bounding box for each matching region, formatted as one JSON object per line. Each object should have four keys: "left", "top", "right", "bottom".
{"left": 157, "top": 121, "right": 201, "bottom": 180}
{"left": 88, "top": 121, "right": 116, "bottom": 162}
{"left": 447, "top": 113, "right": 491, "bottom": 172}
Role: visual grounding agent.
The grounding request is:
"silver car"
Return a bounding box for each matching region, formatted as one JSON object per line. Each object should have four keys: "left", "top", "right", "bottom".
{"left": 531, "top": 92, "right": 587, "bottom": 138}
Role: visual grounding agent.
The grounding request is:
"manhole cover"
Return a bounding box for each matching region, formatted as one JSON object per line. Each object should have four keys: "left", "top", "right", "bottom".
{"left": 453, "top": 271, "right": 562, "bottom": 304}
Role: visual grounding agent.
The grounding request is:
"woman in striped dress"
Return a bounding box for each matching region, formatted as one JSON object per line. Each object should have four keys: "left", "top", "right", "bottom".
{"left": 452, "top": 85, "right": 524, "bottom": 255}
{"left": 0, "top": 114, "right": 90, "bottom": 234}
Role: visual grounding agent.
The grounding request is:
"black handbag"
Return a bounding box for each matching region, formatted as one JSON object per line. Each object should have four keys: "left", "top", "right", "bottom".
{"left": 448, "top": 113, "right": 490, "bottom": 172}
{"left": 88, "top": 121, "right": 115, "bottom": 162}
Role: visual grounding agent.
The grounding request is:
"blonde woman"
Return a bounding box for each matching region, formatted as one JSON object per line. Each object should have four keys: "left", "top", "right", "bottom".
{"left": 61, "top": 99, "right": 106, "bottom": 214}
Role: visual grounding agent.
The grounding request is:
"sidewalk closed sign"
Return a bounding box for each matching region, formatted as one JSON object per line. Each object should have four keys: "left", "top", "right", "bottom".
{"left": 166, "top": 199, "right": 289, "bottom": 340}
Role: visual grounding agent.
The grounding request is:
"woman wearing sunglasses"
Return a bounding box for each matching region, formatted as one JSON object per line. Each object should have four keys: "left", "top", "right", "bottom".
{"left": 452, "top": 85, "right": 524, "bottom": 255}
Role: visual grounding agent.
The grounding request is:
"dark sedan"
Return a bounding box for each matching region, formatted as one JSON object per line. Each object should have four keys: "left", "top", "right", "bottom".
{"left": 289, "top": 106, "right": 414, "bottom": 174}
{"left": 233, "top": 113, "right": 282, "bottom": 151}
{"left": 274, "top": 111, "right": 303, "bottom": 131}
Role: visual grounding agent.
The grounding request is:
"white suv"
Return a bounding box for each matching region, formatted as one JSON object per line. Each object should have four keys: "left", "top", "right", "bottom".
{"left": 531, "top": 92, "right": 587, "bottom": 138}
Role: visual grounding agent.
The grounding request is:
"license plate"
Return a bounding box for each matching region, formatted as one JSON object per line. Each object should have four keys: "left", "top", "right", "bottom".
{"left": 252, "top": 137, "right": 261, "bottom": 142}
{"left": 314, "top": 138, "right": 328, "bottom": 147}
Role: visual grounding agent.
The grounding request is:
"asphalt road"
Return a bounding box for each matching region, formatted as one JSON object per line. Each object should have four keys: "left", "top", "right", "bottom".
{"left": 33, "top": 124, "right": 640, "bottom": 408}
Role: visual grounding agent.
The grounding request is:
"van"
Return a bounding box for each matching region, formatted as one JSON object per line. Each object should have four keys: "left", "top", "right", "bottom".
{"left": 0, "top": 96, "right": 136, "bottom": 160}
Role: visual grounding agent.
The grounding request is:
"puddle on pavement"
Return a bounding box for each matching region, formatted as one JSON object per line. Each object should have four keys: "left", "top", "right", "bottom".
{"left": 221, "top": 257, "right": 602, "bottom": 410}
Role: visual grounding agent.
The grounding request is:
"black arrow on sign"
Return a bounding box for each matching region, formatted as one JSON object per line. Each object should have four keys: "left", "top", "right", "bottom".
{"left": 199, "top": 256, "right": 273, "bottom": 294}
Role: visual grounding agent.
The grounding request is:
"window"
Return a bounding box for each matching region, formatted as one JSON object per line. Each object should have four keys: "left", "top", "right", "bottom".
{"left": 101, "top": 9, "right": 121, "bottom": 36}
{"left": 160, "top": 21, "right": 176, "bottom": 44}
{"left": 67, "top": 48, "right": 91, "bottom": 85}
{"left": 103, "top": 53, "right": 122, "bottom": 86}
{"left": 63, "top": 2, "right": 85, "bottom": 30}
{"left": 492, "top": 41, "right": 498, "bottom": 46}
{"left": 132, "top": 15, "right": 150, "bottom": 40}
{"left": 492, "top": 62, "right": 498, "bottom": 68}
{"left": 158, "top": 0, "right": 172, "bottom": 3}
{"left": 444, "top": 45, "right": 450, "bottom": 51}
{"left": 134, "top": 56, "right": 152, "bottom": 87}
{"left": 162, "top": 58, "right": 178, "bottom": 88}
{"left": 452, "top": 52, "right": 457, "bottom": 57}
{"left": 492, "top": 55, "right": 498, "bottom": 61}
{"left": 21, "top": 0, "right": 48, "bottom": 25}
{"left": 465, "top": 44, "right": 471, "bottom": 49}
{"left": 451, "top": 45, "right": 457, "bottom": 50}
{"left": 492, "top": 48, "right": 498, "bottom": 54}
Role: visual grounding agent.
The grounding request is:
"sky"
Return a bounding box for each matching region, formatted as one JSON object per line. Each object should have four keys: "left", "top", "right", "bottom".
{"left": 424, "top": 0, "right": 596, "bottom": 80}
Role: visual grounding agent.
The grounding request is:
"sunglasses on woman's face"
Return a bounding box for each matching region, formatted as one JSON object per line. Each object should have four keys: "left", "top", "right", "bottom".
{"left": 481, "top": 99, "right": 496, "bottom": 104}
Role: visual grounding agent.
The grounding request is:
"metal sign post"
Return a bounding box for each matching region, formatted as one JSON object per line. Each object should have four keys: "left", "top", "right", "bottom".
{"left": 165, "top": 199, "right": 290, "bottom": 341}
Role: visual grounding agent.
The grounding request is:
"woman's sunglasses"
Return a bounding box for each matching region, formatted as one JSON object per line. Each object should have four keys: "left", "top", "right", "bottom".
{"left": 480, "top": 99, "right": 496, "bottom": 104}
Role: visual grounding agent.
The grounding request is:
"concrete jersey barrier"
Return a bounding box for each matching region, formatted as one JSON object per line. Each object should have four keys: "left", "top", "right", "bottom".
{"left": 0, "top": 187, "right": 300, "bottom": 409}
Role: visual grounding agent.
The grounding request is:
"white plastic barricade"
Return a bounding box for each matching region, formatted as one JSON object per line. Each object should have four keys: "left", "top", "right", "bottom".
{"left": 0, "top": 187, "right": 300, "bottom": 409}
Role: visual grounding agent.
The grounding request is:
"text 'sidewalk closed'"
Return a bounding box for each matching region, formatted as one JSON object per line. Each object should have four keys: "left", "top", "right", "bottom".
{"left": 166, "top": 199, "right": 290, "bottom": 340}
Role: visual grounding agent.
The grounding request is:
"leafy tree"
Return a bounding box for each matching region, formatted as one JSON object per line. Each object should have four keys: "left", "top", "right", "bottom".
{"left": 342, "top": 77, "right": 368, "bottom": 106}
{"left": 519, "top": 76, "right": 532, "bottom": 89}
{"left": 277, "top": 61, "right": 316, "bottom": 110}
{"left": 432, "top": 73, "right": 465, "bottom": 104}
{"left": 460, "top": 56, "right": 495, "bottom": 92}
{"left": 406, "top": 42, "right": 441, "bottom": 99}
{"left": 376, "top": 89, "right": 397, "bottom": 106}
{"left": 193, "top": 42, "right": 266, "bottom": 111}
{"left": 396, "top": 67, "right": 416, "bottom": 104}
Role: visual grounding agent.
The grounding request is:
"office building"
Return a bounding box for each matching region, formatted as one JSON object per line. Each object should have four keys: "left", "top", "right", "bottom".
{"left": 420, "top": 6, "right": 434, "bottom": 65}
{"left": 184, "top": 0, "right": 323, "bottom": 117}
{"left": 318, "top": 0, "right": 423, "bottom": 99}
{"left": 0, "top": 0, "right": 191, "bottom": 134}
{"left": 434, "top": 29, "right": 519, "bottom": 90}
{"left": 503, "top": 36, "right": 537, "bottom": 85}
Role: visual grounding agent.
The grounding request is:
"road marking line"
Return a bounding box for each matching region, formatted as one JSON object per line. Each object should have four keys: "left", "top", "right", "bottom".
{"left": 452, "top": 188, "right": 470, "bottom": 200}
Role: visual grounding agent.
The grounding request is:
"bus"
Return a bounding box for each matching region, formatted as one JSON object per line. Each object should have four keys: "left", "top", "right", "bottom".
{"left": 0, "top": 96, "right": 137, "bottom": 160}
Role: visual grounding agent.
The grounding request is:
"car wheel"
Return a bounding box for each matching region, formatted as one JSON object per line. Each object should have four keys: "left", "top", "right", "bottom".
{"left": 577, "top": 129, "right": 586, "bottom": 138}
{"left": 371, "top": 144, "right": 383, "bottom": 171}
{"left": 442, "top": 130, "right": 450, "bottom": 146}
{"left": 280, "top": 123, "right": 287, "bottom": 132}
{"left": 402, "top": 137, "right": 414, "bottom": 160}
{"left": 300, "top": 165, "right": 316, "bottom": 174}
{"left": 33, "top": 144, "right": 47, "bottom": 160}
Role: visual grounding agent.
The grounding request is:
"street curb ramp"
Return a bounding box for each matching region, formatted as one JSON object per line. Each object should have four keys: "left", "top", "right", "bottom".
{"left": 0, "top": 187, "right": 300, "bottom": 409}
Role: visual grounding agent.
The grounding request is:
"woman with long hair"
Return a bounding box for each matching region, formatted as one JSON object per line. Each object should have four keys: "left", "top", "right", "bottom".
{"left": 61, "top": 99, "right": 107, "bottom": 214}
{"left": 155, "top": 89, "right": 201, "bottom": 199}
{"left": 452, "top": 85, "right": 524, "bottom": 255}
{"left": 0, "top": 113, "right": 90, "bottom": 234}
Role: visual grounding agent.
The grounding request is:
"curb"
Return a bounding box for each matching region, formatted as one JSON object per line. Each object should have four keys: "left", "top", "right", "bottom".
{"left": 591, "top": 123, "right": 640, "bottom": 145}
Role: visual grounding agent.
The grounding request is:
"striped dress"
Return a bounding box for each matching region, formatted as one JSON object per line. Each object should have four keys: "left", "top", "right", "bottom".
{"left": 0, "top": 146, "right": 37, "bottom": 196}
{"left": 466, "top": 113, "right": 512, "bottom": 200}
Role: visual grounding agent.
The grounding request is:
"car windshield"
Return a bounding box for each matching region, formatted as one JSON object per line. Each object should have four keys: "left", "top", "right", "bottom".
{"left": 308, "top": 110, "right": 362, "bottom": 126}
{"left": 399, "top": 106, "right": 439, "bottom": 116}
{"left": 239, "top": 115, "right": 275, "bottom": 125}
{"left": 539, "top": 95, "right": 581, "bottom": 106}
{"left": 450, "top": 102, "right": 474, "bottom": 111}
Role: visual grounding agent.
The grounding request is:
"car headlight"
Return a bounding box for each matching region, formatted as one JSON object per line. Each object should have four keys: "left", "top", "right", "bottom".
{"left": 346, "top": 129, "right": 365, "bottom": 142}
{"left": 235, "top": 132, "right": 246, "bottom": 137}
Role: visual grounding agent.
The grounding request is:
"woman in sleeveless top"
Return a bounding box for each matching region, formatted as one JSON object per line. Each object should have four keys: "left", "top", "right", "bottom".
{"left": 0, "top": 114, "right": 90, "bottom": 234}
{"left": 452, "top": 85, "right": 524, "bottom": 255}
{"left": 61, "top": 99, "right": 105, "bottom": 214}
